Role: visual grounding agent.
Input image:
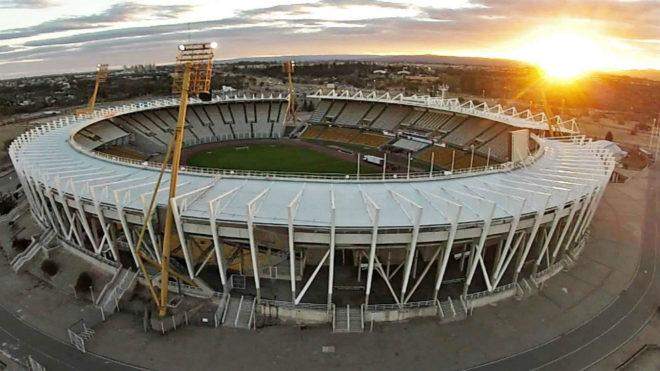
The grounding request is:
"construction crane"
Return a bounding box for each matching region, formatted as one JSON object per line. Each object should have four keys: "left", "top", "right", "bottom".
{"left": 129, "top": 42, "right": 217, "bottom": 318}
{"left": 282, "top": 60, "right": 297, "bottom": 126}
{"left": 76, "top": 64, "right": 109, "bottom": 115}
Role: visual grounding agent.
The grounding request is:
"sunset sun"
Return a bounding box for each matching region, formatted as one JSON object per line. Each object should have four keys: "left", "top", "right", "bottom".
{"left": 511, "top": 23, "right": 616, "bottom": 81}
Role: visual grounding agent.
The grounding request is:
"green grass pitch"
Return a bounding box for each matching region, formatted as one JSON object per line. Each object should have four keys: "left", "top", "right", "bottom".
{"left": 187, "top": 143, "right": 379, "bottom": 174}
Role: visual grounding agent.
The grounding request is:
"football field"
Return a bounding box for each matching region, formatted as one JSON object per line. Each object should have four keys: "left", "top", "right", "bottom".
{"left": 187, "top": 142, "right": 379, "bottom": 174}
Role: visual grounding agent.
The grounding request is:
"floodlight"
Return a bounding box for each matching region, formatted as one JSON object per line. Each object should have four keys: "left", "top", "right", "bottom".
{"left": 210, "top": 41, "right": 218, "bottom": 49}
{"left": 172, "top": 42, "right": 215, "bottom": 94}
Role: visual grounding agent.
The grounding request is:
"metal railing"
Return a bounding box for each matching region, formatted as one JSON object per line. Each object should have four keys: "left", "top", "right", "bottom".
{"left": 10, "top": 93, "right": 553, "bottom": 184}
{"left": 310, "top": 89, "right": 581, "bottom": 134}
{"left": 220, "top": 293, "right": 231, "bottom": 325}
{"left": 72, "top": 132, "right": 526, "bottom": 182}
{"left": 167, "top": 281, "right": 205, "bottom": 296}
{"left": 67, "top": 319, "right": 94, "bottom": 353}
{"left": 260, "top": 299, "right": 329, "bottom": 311}
{"left": 156, "top": 309, "right": 192, "bottom": 334}
{"left": 28, "top": 355, "right": 46, "bottom": 371}
{"left": 360, "top": 304, "right": 365, "bottom": 332}
{"left": 437, "top": 296, "right": 458, "bottom": 318}
{"left": 464, "top": 281, "right": 520, "bottom": 302}
{"left": 331, "top": 303, "right": 336, "bottom": 332}
{"left": 9, "top": 236, "right": 40, "bottom": 271}
{"left": 60, "top": 237, "right": 120, "bottom": 268}
{"left": 248, "top": 297, "right": 257, "bottom": 330}
{"left": 365, "top": 299, "right": 438, "bottom": 312}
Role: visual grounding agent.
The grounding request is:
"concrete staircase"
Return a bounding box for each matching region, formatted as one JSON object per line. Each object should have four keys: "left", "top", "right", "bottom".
{"left": 222, "top": 295, "right": 255, "bottom": 330}
{"left": 10, "top": 229, "right": 55, "bottom": 272}
{"left": 437, "top": 297, "right": 467, "bottom": 323}
{"left": 333, "top": 305, "right": 363, "bottom": 333}
{"left": 95, "top": 268, "right": 137, "bottom": 316}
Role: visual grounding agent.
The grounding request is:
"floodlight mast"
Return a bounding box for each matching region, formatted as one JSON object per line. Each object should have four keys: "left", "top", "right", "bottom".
{"left": 76, "top": 64, "right": 109, "bottom": 115}
{"left": 158, "top": 62, "right": 192, "bottom": 317}
{"left": 282, "top": 60, "right": 297, "bottom": 126}
{"left": 150, "top": 42, "right": 215, "bottom": 318}
{"left": 158, "top": 42, "right": 215, "bottom": 317}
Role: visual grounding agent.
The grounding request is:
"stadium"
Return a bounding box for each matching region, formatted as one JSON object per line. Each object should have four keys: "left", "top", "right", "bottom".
{"left": 8, "top": 89, "right": 615, "bottom": 331}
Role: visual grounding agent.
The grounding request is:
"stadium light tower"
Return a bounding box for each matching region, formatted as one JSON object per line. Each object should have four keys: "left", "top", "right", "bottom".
{"left": 76, "top": 64, "right": 109, "bottom": 115}
{"left": 135, "top": 42, "right": 218, "bottom": 317}
{"left": 158, "top": 41, "right": 216, "bottom": 317}
{"left": 282, "top": 60, "right": 298, "bottom": 126}
{"left": 439, "top": 84, "right": 449, "bottom": 102}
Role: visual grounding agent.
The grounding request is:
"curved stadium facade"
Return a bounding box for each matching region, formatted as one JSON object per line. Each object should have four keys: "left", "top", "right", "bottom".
{"left": 9, "top": 90, "right": 615, "bottom": 326}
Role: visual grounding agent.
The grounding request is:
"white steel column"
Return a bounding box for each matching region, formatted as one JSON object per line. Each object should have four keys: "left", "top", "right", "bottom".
{"left": 171, "top": 183, "right": 216, "bottom": 279}
{"left": 30, "top": 174, "right": 57, "bottom": 230}
{"left": 295, "top": 250, "right": 330, "bottom": 305}
{"left": 513, "top": 192, "right": 551, "bottom": 283}
{"left": 55, "top": 180, "right": 84, "bottom": 248}
{"left": 22, "top": 171, "right": 48, "bottom": 223}
{"left": 327, "top": 187, "right": 336, "bottom": 308}
{"left": 68, "top": 179, "right": 101, "bottom": 252}
{"left": 563, "top": 188, "right": 596, "bottom": 254}
{"left": 246, "top": 188, "right": 270, "bottom": 302}
{"left": 208, "top": 187, "right": 239, "bottom": 291}
{"left": 468, "top": 184, "right": 526, "bottom": 287}
{"left": 287, "top": 189, "right": 304, "bottom": 303}
{"left": 44, "top": 187, "right": 69, "bottom": 237}
{"left": 389, "top": 190, "right": 423, "bottom": 303}
{"left": 361, "top": 191, "right": 380, "bottom": 306}
{"left": 532, "top": 190, "right": 569, "bottom": 274}
{"left": 462, "top": 201, "right": 496, "bottom": 295}
{"left": 415, "top": 189, "right": 462, "bottom": 301}
{"left": 550, "top": 196, "right": 580, "bottom": 264}
{"left": 434, "top": 204, "right": 461, "bottom": 300}
{"left": 575, "top": 158, "right": 614, "bottom": 241}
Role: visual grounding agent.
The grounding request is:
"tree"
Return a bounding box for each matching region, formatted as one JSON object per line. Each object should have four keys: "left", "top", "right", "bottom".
{"left": 2, "top": 138, "right": 12, "bottom": 153}
{"left": 75, "top": 272, "right": 94, "bottom": 292}
{"left": 0, "top": 193, "right": 16, "bottom": 215}
{"left": 41, "top": 259, "right": 59, "bottom": 276}
{"left": 605, "top": 131, "right": 614, "bottom": 141}
{"left": 12, "top": 238, "right": 30, "bottom": 252}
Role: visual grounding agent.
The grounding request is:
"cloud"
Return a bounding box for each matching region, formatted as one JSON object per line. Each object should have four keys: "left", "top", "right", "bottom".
{"left": 0, "top": 1, "right": 193, "bottom": 40}
{"left": 0, "top": 0, "right": 658, "bottom": 78}
{"left": 0, "top": 0, "right": 52, "bottom": 8}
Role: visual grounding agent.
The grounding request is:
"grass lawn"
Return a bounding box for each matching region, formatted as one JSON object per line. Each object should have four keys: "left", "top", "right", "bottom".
{"left": 187, "top": 143, "right": 380, "bottom": 174}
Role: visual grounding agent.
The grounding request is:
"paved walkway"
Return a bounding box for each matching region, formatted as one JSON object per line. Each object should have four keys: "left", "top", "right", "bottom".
{"left": 470, "top": 164, "right": 658, "bottom": 369}
{"left": 0, "top": 302, "right": 140, "bottom": 371}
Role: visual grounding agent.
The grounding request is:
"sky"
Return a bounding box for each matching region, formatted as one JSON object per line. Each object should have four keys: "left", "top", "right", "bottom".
{"left": 0, "top": 0, "right": 658, "bottom": 78}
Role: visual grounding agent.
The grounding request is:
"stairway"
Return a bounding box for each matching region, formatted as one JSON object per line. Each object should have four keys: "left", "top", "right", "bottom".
{"left": 333, "top": 305, "right": 363, "bottom": 333}
{"left": 95, "top": 268, "right": 137, "bottom": 315}
{"left": 10, "top": 229, "right": 55, "bottom": 272}
{"left": 222, "top": 295, "right": 255, "bottom": 330}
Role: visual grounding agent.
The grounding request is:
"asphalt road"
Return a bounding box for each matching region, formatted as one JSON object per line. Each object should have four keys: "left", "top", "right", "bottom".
{"left": 0, "top": 301, "right": 140, "bottom": 370}
{"left": 470, "top": 164, "right": 659, "bottom": 370}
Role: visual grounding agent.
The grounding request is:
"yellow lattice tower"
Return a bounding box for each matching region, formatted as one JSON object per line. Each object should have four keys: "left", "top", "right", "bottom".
{"left": 129, "top": 42, "right": 217, "bottom": 318}
{"left": 282, "top": 60, "right": 297, "bottom": 126}
{"left": 76, "top": 64, "right": 109, "bottom": 115}
{"left": 172, "top": 42, "right": 215, "bottom": 95}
